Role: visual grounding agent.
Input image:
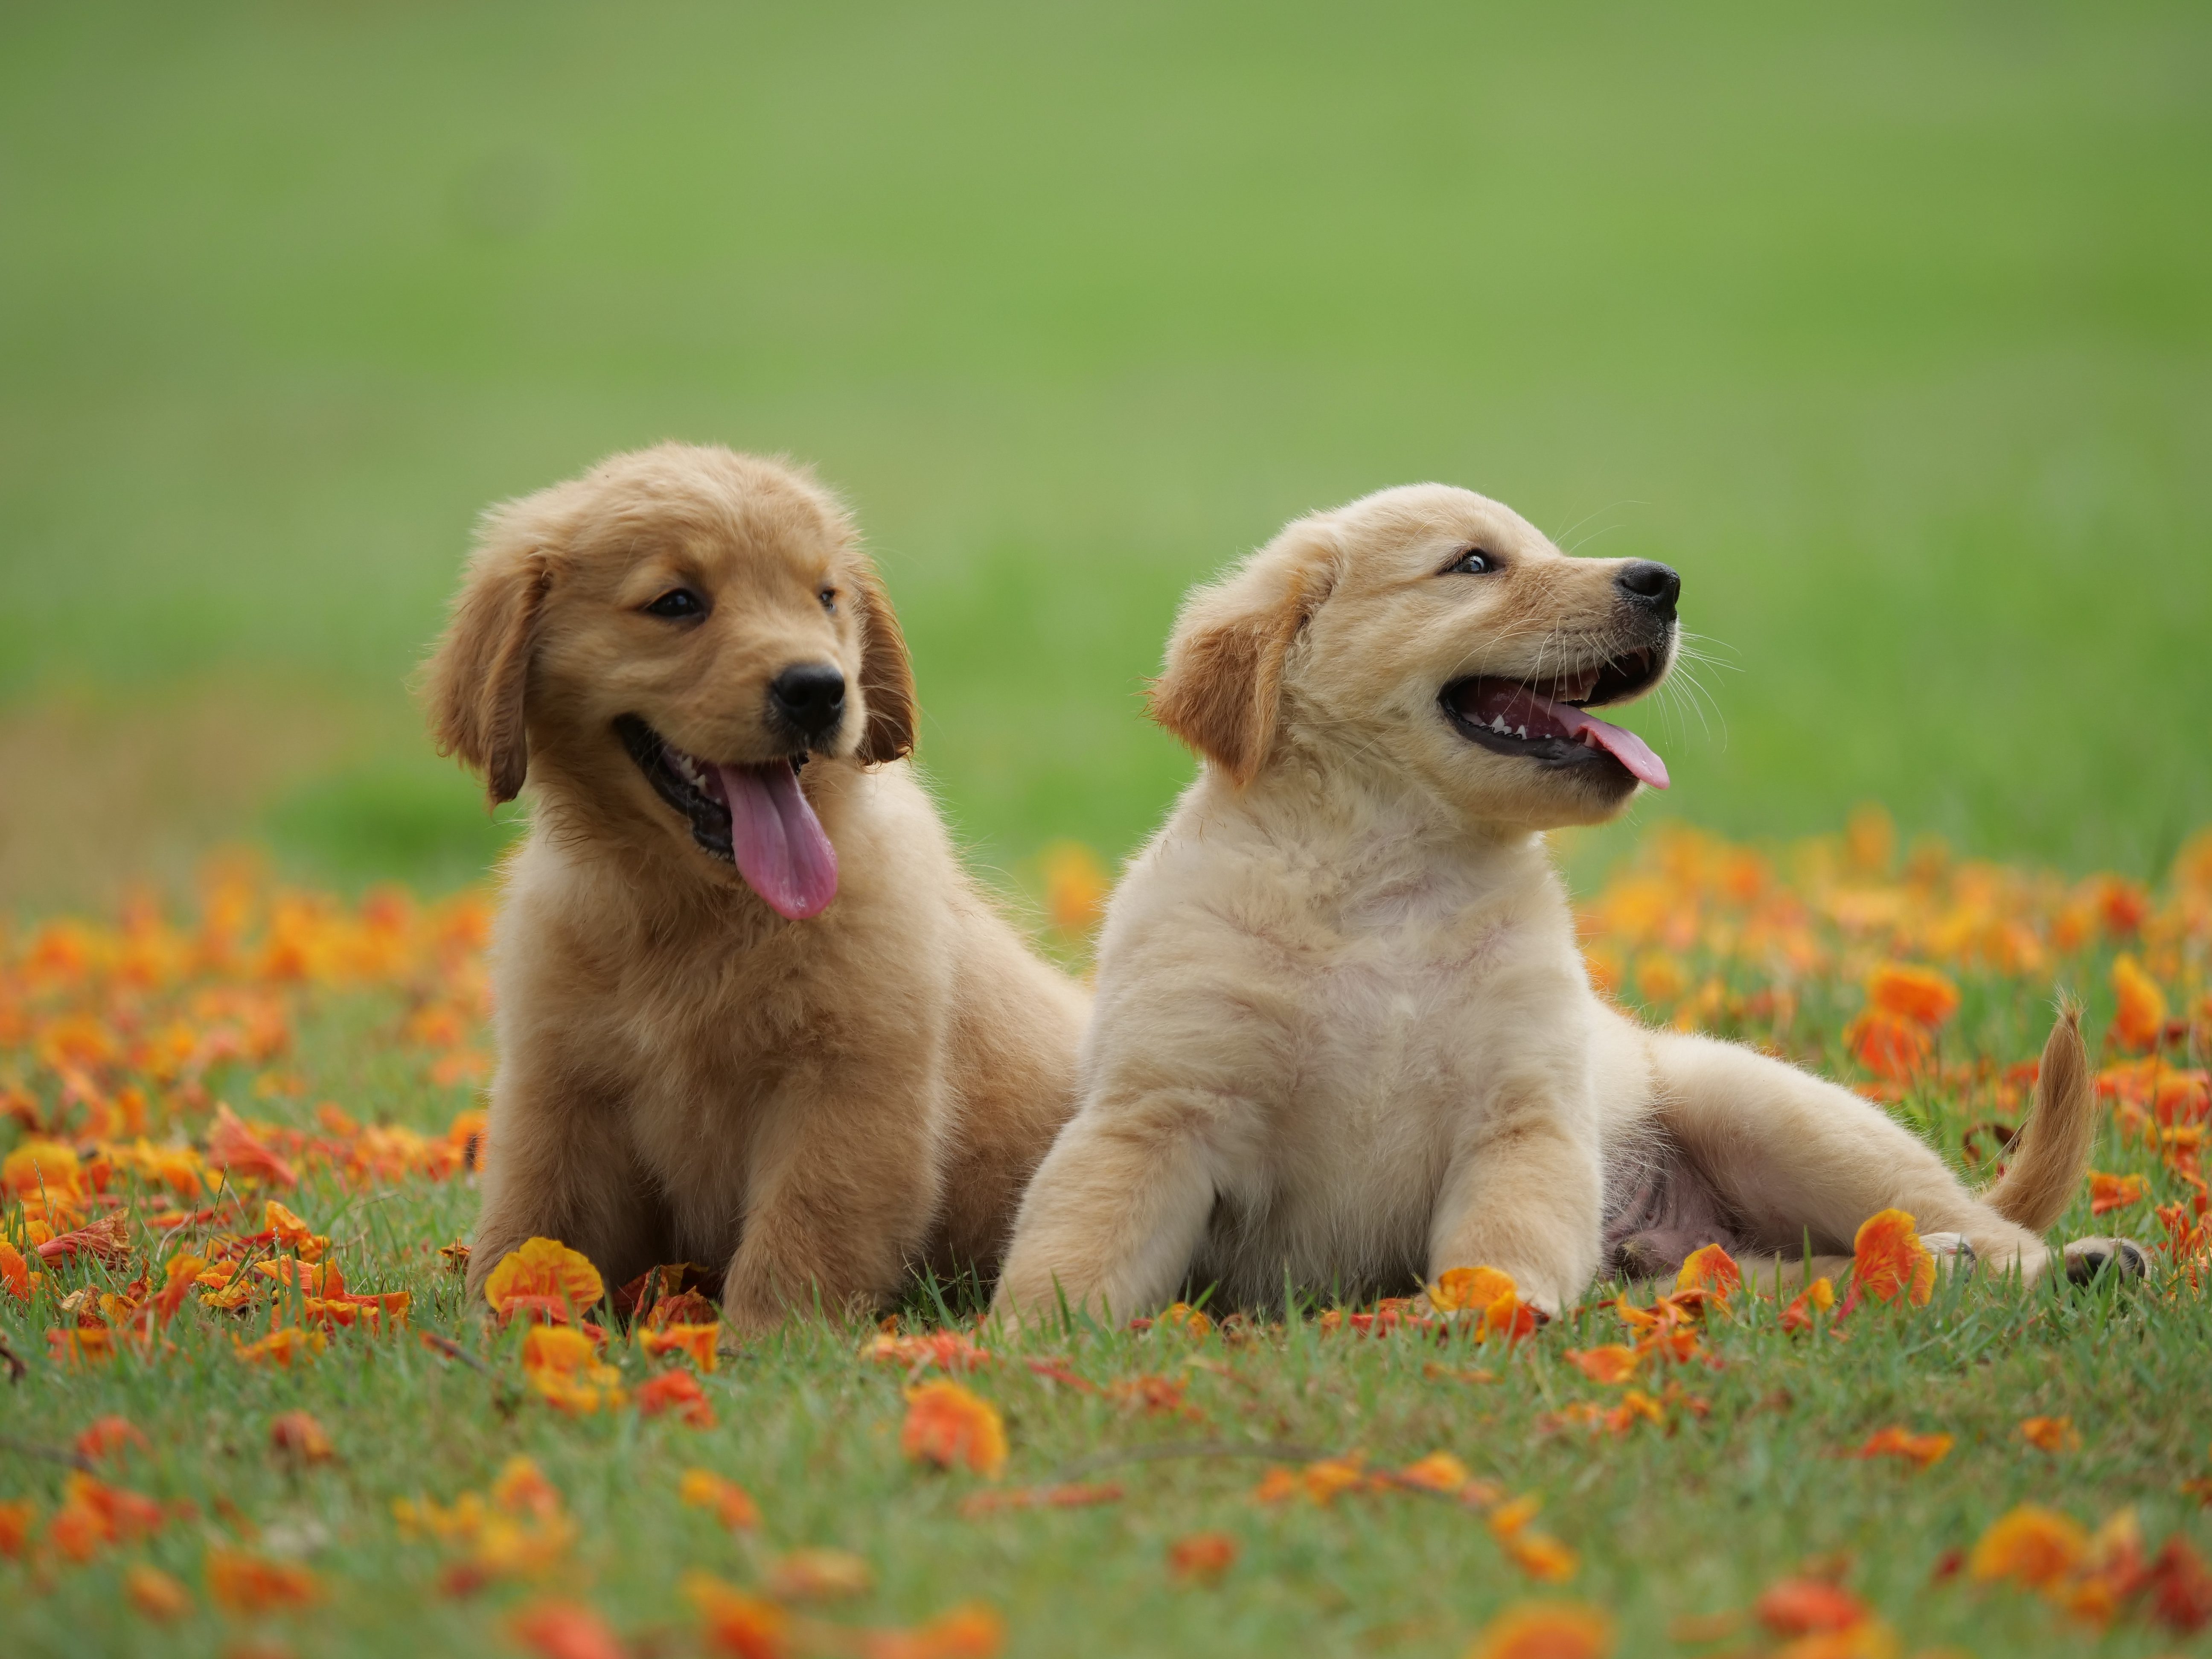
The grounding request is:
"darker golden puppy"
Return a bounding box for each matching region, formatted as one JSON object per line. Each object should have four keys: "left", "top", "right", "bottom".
{"left": 426, "top": 443, "right": 1089, "bottom": 1332}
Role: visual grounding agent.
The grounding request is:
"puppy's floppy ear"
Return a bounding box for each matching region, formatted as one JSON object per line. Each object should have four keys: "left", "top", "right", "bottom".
{"left": 423, "top": 529, "right": 554, "bottom": 808}
{"left": 1148, "top": 517, "right": 1342, "bottom": 786}
{"left": 849, "top": 560, "right": 917, "bottom": 764}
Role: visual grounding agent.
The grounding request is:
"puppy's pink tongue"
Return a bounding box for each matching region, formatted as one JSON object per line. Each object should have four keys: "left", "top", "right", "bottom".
{"left": 1553, "top": 704, "right": 1671, "bottom": 791}
{"left": 716, "top": 761, "right": 838, "bottom": 919}
{"left": 1465, "top": 680, "right": 1671, "bottom": 791}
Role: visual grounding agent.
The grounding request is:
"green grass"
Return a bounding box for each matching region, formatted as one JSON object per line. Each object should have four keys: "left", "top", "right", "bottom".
{"left": 3, "top": 831, "right": 2210, "bottom": 1656}
{"left": 2, "top": 3, "right": 2210, "bottom": 903}
{"left": 3, "top": 9, "right": 2210, "bottom": 1650}
{"left": 3, "top": 1237, "right": 2204, "bottom": 1659}
{"left": 1, "top": 1000, "right": 2205, "bottom": 1659}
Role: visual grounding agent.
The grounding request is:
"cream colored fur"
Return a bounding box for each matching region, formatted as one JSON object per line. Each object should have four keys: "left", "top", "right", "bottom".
{"left": 995, "top": 483, "right": 2117, "bottom": 1323}
{"left": 426, "top": 444, "right": 1089, "bottom": 1333}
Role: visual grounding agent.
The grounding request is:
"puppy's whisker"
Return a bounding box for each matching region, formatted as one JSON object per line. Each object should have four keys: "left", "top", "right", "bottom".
{"left": 1549, "top": 500, "right": 1647, "bottom": 556}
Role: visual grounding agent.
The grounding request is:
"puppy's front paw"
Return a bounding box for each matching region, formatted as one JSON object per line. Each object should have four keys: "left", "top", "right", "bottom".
{"left": 716, "top": 1295, "right": 790, "bottom": 1342}
{"left": 2062, "top": 1236, "right": 2151, "bottom": 1285}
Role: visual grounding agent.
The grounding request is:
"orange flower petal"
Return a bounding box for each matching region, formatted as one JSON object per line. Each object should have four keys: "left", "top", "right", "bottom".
{"left": 641, "top": 1322, "right": 720, "bottom": 1371}
{"left": 2088, "top": 1172, "right": 2147, "bottom": 1217}
{"left": 521, "top": 1325, "right": 625, "bottom": 1413}
{"left": 1675, "top": 1243, "right": 1743, "bottom": 1300}
{"left": 263, "top": 1199, "right": 327, "bottom": 1260}
{"left": 864, "top": 1329, "right": 993, "bottom": 1374}
{"left": 858, "top": 1602, "right": 1006, "bottom": 1659}
{"left": 1848, "top": 1426, "right": 1953, "bottom": 1469}
{"left": 1780, "top": 1276, "right": 1837, "bottom": 1334}
{"left": 1865, "top": 962, "right": 1960, "bottom": 1028}
{"left": 1166, "top": 1531, "right": 1239, "bottom": 1584}
{"left": 2112, "top": 955, "right": 2169, "bottom": 1051}
{"left": 683, "top": 1571, "right": 789, "bottom": 1659}
{"left": 1300, "top": 1457, "right": 1368, "bottom": 1505}
{"left": 486, "top": 1238, "right": 606, "bottom": 1322}
{"left": 900, "top": 1380, "right": 1008, "bottom": 1479}
{"left": 270, "top": 1410, "right": 335, "bottom": 1463}
{"left": 205, "top": 1546, "right": 322, "bottom": 1613}
{"left": 125, "top": 1563, "right": 194, "bottom": 1621}
{"left": 1563, "top": 1345, "right": 1640, "bottom": 1385}
{"left": 0, "top": 1498, "right": 35, "bottom": 1560}
{"left": 680, "top": 1468, "right": 762, "bottom": 1531}
{"left": 74, "top": 1415, "right": 148, "bottom": 1463}
{"left": 1968, "top": 1504, "right": 2090, "bottom": 1587}
{"left": 636, "top": 1369, "right": 717, "bottom": 1427}
{"left": 0, "top": 1241, "right": 37, "bottom": 1301}
{"left": 2, "top": 1138, "right": 81, "bottom": 1198}
{"left": 233, "top": 1326, "right": 327, "bottom": 1367}
{"left": 1153, "top": 1302, "right": 1214, "bottom": 1338}
{"left": 1500, "top": 1531, "right": 1580, "bottom": 1583}
{"left": 1755, "top": 1578, "right": 1870, "bottom": 1636}
{"left": 1464, "top": 1601, "right": 1614, "bottom": 1659}
{"left": 1851, "top": 1210, "right": 1936, "bottom": 1306}
{"left": 1397, "top": 1451, "right": 1476, "bottom": 1493}
{"left": 1430, "top": 1265, "right": 1519, "bottom": 1314}
{"left": 511, "top": 1599, "right": 631, "bottom": 1659}
{"left": 1845, "top": 1009, "right": 1933, "bottom": 1082}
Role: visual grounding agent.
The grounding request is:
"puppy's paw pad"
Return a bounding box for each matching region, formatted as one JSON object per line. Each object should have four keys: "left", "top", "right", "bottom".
{"left": 2062, "top": 1236, "right": 2151, "bottom": 1284}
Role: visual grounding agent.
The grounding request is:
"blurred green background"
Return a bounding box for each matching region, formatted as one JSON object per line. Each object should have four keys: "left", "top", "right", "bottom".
{"left": 3, "top": 2, "right": 2207, "bottom": 909}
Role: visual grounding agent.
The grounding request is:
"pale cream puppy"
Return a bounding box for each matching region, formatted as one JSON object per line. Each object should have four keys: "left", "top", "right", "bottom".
{"left": 995, "top": 484, "right": 2136, "bottom": 1322}
{"left": 426, "top": 444, "right": 1089, "bottom": 1333}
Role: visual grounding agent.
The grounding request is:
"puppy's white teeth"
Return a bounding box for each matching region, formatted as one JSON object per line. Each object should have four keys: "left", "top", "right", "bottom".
{"left": 1491, "top": 716, "right": 1509, "bottom": 733}
{"left": 1515, "top": 725, "right": 1528, "bottom": 739}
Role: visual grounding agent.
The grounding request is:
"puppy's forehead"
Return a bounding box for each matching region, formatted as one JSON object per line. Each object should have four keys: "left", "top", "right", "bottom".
{"left": 579, "top": 469, "right": 850, "bottom": 580}
{"left": 1333, "top": 484, "right": 1557, "bottom": 573}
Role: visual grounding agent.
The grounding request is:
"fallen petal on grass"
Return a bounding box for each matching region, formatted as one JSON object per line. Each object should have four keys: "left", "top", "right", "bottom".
{"left": 1462, "top": 1601, "right": 1613, "bottom": 1659}
{"left": 124, "top": 1562, "right": 194, "bottom": 1621}
{"left": 1847, "top": 1426, "right": 1954, "bottom": 1470}
{"left": 1166, "top": 1531, "right": 1239, "bottom": 1585}
{"left": 269, "top": 1410, "right": 335, "bottom": 1463}
{"left": 206, "top": 1546, "right": 323, "bottom": 1613}
{"left": 510, "top": 1599, "right": 631, "bottom": 1659}
{"left": 679, "top": 1468, "right": 761, "bottom": 1532}
{"left": 901, "top": 1380, "right": 1008, "bottom": 1479}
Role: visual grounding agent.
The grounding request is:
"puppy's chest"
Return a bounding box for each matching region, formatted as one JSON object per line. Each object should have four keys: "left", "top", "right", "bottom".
{"left": 597, "top": 953, "right": 805, "bottom": 1193}
{"left": 1197, "top": 909, "right": 1527, "bottom": 1298}
{"left": 1284, "top": 912, "right": 1518, "bottom": 1116}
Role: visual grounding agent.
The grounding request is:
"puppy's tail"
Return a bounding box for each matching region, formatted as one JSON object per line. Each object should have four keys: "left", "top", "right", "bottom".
{"left": 1981, "top": 998, "right": 2096, "bottom": 1233}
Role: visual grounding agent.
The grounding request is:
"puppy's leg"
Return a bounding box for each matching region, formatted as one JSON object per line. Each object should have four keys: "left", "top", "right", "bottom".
{"left": 991, "top": 1094, "right": 1221, "bottom": 1327}
{"left": 1428, "top": 1095, "right": 1606, "bottom": 1316}
{"left": 1643, "top": 1029, "right": 2054, "bottom": 1277}
{"left": 466, "top": 1057, "right": 664, "bottom": 1307}
{"left": 717, "top": 1072, "right": 947, "bottom": 1337}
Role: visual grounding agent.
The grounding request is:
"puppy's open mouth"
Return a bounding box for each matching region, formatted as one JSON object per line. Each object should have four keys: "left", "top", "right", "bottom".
{"left": 614, "top": 715, "right": 838, "bottom": 918}
{"left": 1441, "top": 646, "right": 1670, "bottom": 790}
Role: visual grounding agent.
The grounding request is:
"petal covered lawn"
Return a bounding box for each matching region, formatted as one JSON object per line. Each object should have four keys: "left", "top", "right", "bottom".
{"left": 2, "top": 814, "right": 2209, "bottom": 1657}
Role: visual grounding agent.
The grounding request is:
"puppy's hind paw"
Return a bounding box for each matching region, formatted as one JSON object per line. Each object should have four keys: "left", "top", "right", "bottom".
{"left": 2062, "top": 1236, "right": 2151, "bottom": 1286}
{"left": 1920, "top": 1231, "right": 1977, "bottom": 1270}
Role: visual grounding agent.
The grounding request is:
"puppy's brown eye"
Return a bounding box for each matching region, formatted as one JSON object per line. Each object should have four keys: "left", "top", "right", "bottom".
{"left": 818, "top": 588, "right": 837, "bottom": 613}
{"left": 643, "top": 588, "right": 705, "bottom": 618}
{"left": 1448, "top": 549, "right": 1496, "bottom": 576}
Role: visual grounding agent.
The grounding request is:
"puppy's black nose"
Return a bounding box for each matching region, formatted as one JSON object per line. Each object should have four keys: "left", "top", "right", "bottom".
{"left": 1615, "top": 561, "right": 1681, "bottom": 620}
{"left": 768, "top": 663, "right": 846, "bottom": 739}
